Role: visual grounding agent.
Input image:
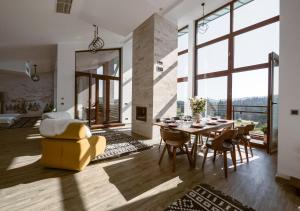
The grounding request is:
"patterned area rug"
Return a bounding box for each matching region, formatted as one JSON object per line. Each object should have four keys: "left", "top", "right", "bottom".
{"left": 166, "top": 184, "right": 255, "bottom": 211}
{"left": 91, "top": 131, "right": 152, "bottom": 162}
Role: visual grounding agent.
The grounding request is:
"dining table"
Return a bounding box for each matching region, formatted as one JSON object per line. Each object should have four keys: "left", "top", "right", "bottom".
{"left": 154, "top": 119, "right": 235, "bottom": 168}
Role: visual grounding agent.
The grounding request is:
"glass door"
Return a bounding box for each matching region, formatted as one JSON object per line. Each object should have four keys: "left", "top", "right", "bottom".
{"left": 75, "top": 48, "right": 122, "bottom": 126}
{"left": 268, "top": 52, "right": 279, "bottom": 154}
{"left": 109, "top": 79, "right": 120, "bottom": 122}
{"left": 95, "top": 78, "right": 107, "bottom": 124}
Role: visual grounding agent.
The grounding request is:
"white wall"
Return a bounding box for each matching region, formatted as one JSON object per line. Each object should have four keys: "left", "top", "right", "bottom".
{"left": 277, "top": 0, "right": 300, "bottom": 179}
{"left": 122, "top": 39, "right": 133, "bottom": 123}
{"left": 56, "top": 40, "right": 132, "bottom": 121}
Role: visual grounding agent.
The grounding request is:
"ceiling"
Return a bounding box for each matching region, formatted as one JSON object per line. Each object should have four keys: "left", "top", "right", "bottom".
{"left": 0, "top": 0, "right": 229, "bottom": 73}
{"left": 0, "top": 0, "right": 229, "bottom": 47}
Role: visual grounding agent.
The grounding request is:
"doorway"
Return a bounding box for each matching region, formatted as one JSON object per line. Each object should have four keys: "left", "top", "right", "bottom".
{"left": 75, "top": 48, "right": 122, "bottom": 127}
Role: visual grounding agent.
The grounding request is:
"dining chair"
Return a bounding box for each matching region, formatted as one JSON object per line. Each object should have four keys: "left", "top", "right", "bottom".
{"left": 202, "top": 129, "right": 237, "bottom": 178}
{"left": 159, "top": 128, "right": 192, "bottom": 172}
{"left": 232, "top": 126, "right": 245, "bottom": 163}
{"left": 240, "top": 124, "right": 255, "bottom": 163}
{"left": 159, "top": 127, "right": 164, "bottom": 149}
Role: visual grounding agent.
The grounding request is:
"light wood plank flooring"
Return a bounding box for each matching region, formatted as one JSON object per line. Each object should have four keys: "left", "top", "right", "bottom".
{"left": 0, "top": 126, "right": 299, "bottom": 211}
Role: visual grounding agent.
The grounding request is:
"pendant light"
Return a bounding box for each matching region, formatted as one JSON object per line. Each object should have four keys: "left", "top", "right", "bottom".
{"left": 198, "top": 3, "right": 209, "bottom": 34}
{"left": 31, "top": 64, "right": 40, "bottom": 82}
{"left": 88, "top": 24, "right": 105, "bottom": 53}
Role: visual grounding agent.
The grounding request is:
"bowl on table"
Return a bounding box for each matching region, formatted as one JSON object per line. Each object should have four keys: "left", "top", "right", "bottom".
{"left": 164, "top": 119, "right": 175, "bottom": 123}
{"left": 217, "top": 119, "right": 228, "bottom": 123}
{"left": 206, "top": 122, "right": 218, "bottom": 126}
{"left": 168, "top": 123, "right": 178, "bottom": 128}
{"left": 191, "top": 123, "right": 204, "bottom": 128}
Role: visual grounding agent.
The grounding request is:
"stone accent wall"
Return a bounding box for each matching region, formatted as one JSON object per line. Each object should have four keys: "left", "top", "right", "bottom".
{"left": 0, "top": 72, "right": 54, "bottom": 116}
{"left": 132, "top": 14, "right": 177, "bottom": 138}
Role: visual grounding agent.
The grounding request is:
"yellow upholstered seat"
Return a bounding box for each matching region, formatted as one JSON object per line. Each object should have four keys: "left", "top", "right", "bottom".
{"left": 40, "top": 121, "right": 106, "bottom": 171}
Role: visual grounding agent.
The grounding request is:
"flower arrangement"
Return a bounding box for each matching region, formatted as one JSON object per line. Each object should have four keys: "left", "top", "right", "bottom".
{"left": 189, "top": 97, "right": 206, "bottom": 115}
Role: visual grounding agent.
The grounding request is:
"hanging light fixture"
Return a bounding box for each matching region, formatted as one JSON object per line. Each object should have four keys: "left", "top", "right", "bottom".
{"left": 31, "top": 64, "right": 40, "bottom": 82}
{"left": 198, "top": 2, "right": 209, "bottom": 34}
{"left": 88, "top": 24, "right": 105, "bottom": 53}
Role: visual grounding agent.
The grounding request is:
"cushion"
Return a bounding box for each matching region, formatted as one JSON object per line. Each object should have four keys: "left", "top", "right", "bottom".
{"left": 39, "top": 119, "right": 91, "bottom": 140}
{"left": 42, "top": 111, "right": 72, "bottom": 120}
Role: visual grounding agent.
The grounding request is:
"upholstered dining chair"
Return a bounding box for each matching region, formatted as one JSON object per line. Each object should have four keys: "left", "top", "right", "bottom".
{"left": 241, "top": 124, "right": 255, "bottom": 163}
{"left": 159, "top": 128, "right": 192, "bottom": 172}
{"left": 202, "top": 129, "right": 237, "bottom": 178}
{"left": 231, "top": 126, "right": 245, "bottom": 163}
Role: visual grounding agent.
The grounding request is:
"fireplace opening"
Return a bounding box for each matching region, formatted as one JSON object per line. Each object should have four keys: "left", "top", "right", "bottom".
{"left": 136, "top": 106, "right": 147, "bottom": 122}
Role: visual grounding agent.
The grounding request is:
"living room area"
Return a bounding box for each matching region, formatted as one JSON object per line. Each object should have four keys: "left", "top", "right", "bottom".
{"left": 0, "top": 0, "right": 300, "bottom": 210}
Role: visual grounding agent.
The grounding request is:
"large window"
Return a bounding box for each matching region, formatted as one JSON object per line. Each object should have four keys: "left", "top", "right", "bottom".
{"left": 232, "top": 69, "right": 269, "bottom": 134}
{"left": 233, "top": 0, "right": 279, "bottom": 31}
{"left": 177, "top": 26, "right": 189, "bottom": 116}
{"left": 197, "top": 40, "right": 228, "bottom": 74}
{"left": 195, "top": 0, "right": 279, "bottom": 121}
{"left": 196, "top": 6, "right": 230, "bottom": 44}
{"left": 197, "top": 77, "right": 227, "bottom": 118}
{"left": 234, "top": 22, "right": 279, "bottom": 68}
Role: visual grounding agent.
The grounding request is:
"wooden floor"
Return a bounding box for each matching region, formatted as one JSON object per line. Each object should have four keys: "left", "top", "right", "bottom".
{"left": 0, "top": 126, "right": 299, "bottom": 211}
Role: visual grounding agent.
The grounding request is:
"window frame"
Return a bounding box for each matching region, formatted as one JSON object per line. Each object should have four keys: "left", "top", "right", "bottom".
{"left": 194, "top": 0, "right": 279, "bottom": 119}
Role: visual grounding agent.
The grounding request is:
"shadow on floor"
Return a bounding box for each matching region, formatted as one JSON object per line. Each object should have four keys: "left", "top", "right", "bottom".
{"left": 0, "top": 127, "right": 87, "bottom": 211}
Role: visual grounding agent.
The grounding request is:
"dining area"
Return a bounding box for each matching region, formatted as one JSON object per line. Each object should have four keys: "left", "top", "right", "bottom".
{"left": 154, "top": 98, "right": 256, "bottom": 178}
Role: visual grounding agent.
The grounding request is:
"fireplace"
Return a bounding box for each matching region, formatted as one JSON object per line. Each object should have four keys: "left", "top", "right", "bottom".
{"left": 136, "top": 106, "right": 147, "bottom": 122}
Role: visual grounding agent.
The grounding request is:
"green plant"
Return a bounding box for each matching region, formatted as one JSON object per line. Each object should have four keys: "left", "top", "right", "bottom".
{"left": 189, "top": 97, "right": 206, "bottom": 115}
{"left": 261, "top": 125, "right": 268, "bottom": 134}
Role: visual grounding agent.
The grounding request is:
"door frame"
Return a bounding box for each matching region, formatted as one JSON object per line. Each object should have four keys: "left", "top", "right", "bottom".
{"left": 267, "top": 52, "right": 279, "bottom": 154}
{"left": 74, "top": 48, "right": 123, "bottom": 126}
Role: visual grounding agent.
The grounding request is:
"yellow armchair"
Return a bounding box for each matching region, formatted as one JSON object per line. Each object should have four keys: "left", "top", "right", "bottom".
{"left": 39, "top": 119, "right": 106, "bottom": 171}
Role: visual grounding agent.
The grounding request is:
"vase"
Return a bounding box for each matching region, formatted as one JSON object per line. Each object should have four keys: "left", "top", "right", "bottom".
{"left": 193, "top": 113, "right": 202, "bottom": 123}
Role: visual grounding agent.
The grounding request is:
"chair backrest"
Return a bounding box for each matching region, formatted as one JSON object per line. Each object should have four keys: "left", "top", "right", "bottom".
{"left": 244, "top": 124, "right": 255, "bottom": 135}
{"left": 235, "top": 126, "right": 245, "bottom": 139}
{"left": 212, "top": 129, "right": 237, "bottom": 150}
{"left": 160, "top": 128, "right": 189, "bottom": 143}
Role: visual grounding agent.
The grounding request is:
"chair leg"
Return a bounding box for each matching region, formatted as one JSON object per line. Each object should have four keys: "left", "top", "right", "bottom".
{"left": 159, "top": 138, "right": 163, "bottom": 149}
{"left": 232, "top": 145, "right": 237, "bottom": 171}
{"left": 158, "top": 145, "right": 167, "bottom": 165}
{"left": 202, "top": 148, "right": 209, "bottom": 169}
{"left": 249, "top": 141, "right": 254, "bottom": 157}
{"left": 184, "top": 144, "right": 192, "bottom": 167}
{"left": 172, "top": 147, "right": 177, "bottom": 172}
{"left": 244, "top": 143, "right": 249, "bottom": 163}
{"left": 167, "top": 145, "right": 172, "bottom": 158}
{"left": 213, "top": 149, "right": 217, "bottom": 162}
{"left": 237, "top": 144, "right": 243, "bottom": 163}
{"left": 200, "top": 136, "right": 203, "bottom": 145}
{"left": 223, "top": 151, "right": 228, "bottom": 178}
{"left": 230, "top": 150, "right": 237, "bottom": 171}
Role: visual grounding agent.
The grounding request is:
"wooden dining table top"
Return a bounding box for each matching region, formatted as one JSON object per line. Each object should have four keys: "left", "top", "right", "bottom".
{"left": 154, "top": 119, "right": 234, "bottom": 135}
